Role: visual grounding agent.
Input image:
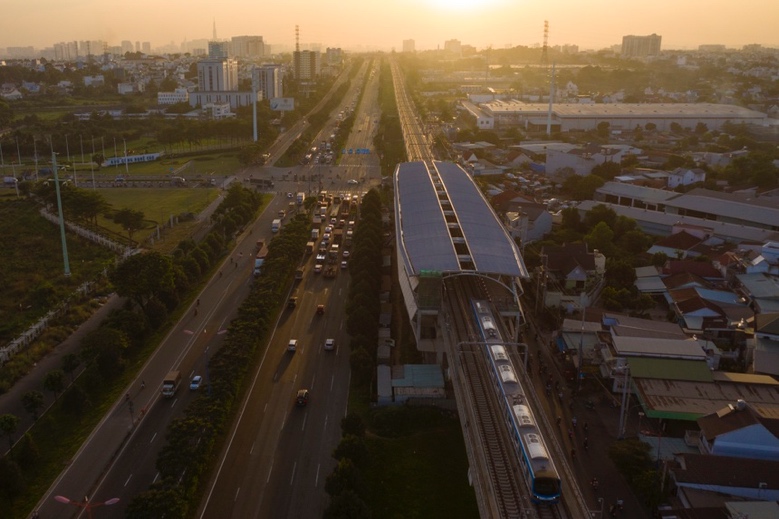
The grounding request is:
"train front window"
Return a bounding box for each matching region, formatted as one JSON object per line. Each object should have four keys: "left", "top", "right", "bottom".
{"left": 534, "top": 478, "right": 560, "bottom": 498}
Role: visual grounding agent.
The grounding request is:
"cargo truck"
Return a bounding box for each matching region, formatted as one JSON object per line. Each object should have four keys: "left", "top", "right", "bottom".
{"left": 306, "top": 241, "right": 315, "bottom": 254}
{"left": 253, "top": 240, "right": 269, "bottom": 277}
{"left": 271, "top": 219, "right": 281, "bottom": 233}
{"left": 311, "top": 228, "right": 320, "bottom": 240}
{"left": 162, "top": 371, "right": 181, "bottom": 398}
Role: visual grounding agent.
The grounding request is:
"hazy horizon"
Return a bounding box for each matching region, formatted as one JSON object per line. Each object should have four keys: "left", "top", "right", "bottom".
{"left": 3, "top": 0, "right": 778, "bottom": 53}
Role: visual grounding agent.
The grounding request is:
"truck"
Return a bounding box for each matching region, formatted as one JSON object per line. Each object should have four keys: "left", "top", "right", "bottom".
{"left": 162, "top": 371, "right": 181, "bottom": 398}
{"left": 271, "top": 219, "right": 281, "bottom": 233}
{"left": 311, "top": 228, "right": 320, "bottom": 240}
{"left": 306, "top": 241, "right": 316, "bottom": 255}
{"left": 253, "top": 241, "right": 269, "bottom": 277}
{"left": 296, "top": 192, "right": 305, "bottom": 205}
{"left": 329, "top": 244, "right": 340, "bottom": 262}
{"left": 295, "top": 267, "right": 305, "bottom": 280}
{"left": 332, "top": 228, "right": 344, "bottom": 245}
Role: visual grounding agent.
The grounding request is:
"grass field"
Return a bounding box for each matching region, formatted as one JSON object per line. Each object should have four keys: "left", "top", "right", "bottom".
{"left": 95, "top": 187, "right": 221, "bottom": 251}
{"left": 363, "top": 408, "right": 478, "bottom": 519}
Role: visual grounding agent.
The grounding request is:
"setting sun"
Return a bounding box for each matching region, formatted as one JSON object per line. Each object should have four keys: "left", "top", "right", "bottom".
{"left": 426, "top": 0, "right": 504, "bottom": 11}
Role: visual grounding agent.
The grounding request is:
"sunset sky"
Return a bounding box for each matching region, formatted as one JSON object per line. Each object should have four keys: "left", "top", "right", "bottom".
{"left": 2, "top": 0, "right": 777, "bottom": 52}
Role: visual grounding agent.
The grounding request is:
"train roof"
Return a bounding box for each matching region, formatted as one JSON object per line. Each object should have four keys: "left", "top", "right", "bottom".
{"left": 394, "top": 161, "right": 529, "bottom": 278}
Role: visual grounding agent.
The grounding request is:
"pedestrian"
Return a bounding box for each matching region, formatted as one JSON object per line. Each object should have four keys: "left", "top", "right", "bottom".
{"left": 583, "top": 421, "right": 589, "bottom": 432}
{"left": 125, "top": 393, "right": 130, "bottom": 402}
{"left": 194, "top": 308, "right": 198, "bottom": 317}
{"left": 556, "top": 415, "right": 562, "bottom": 426}
{"left": 572, "top": 416, "right": 578, "bottom": 429}
{"left": 583, "top": 437, "right": 589, "bottom": 451}
{"left": 570, "top": 448, "right": 576, "bottom": 460}
{"left": 568, "top": 428, "right": 573, "bottom": 440}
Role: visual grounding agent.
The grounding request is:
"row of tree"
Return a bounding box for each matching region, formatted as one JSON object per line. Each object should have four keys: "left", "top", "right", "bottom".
{"left": 0, "top": 184, "right": 263, "bottom": 517}
{"left": 374, "top": 60, "right": 408, "bottom": 177}
{"left": 124, "top": 209, "right": 309, "bottom": 517}
{"left": 320, "top": 189, "right": 383, "bottom": 517}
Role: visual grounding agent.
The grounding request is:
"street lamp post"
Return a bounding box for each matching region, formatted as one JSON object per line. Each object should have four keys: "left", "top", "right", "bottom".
{"left": 54, "top": 495, "right": 119, "bottom": 519}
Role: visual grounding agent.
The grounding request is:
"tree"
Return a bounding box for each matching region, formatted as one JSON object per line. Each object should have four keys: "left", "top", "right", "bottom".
{"left": 584, "top": 222, "right": 615, "bottom": 255}
{"left": 596, "top": 121, "right": 610, "bottom": 138}
{"left": 332, "top": 434, "right": 369, "bottom": 468}
{"left": 62, "top": 352, "right": 81, "bottom": 383}
{"left": 43, "top": 369, "right": 66, "bottom": 398}
{"left": 323, "top": 489, "right": 371, "bottom": 519}
{"left": 0, "top": 414, "right": 19, "bottom": 450}
{"left": 113, "top": 208, "right": 146, "bottom": 240}
{"left": 591, "top": 161, "right": 622, "bottom": 181}
{"left": 325, "top": 458, "right": 364, "bottom": 497}
{"left": 22, "top": 391, "right": 45, "bottom": 421}
{"left": 341, "top": 413, "right": 366, "bottom": 437}
{"left": 0, "top": 457, "right": 24, "bottom": 506}
{"left": 109, "top": 251, "right": 176, "bottom": 309}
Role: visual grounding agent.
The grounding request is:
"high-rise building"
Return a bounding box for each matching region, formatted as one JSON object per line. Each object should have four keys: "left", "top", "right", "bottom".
{"left": 621, "top": 34, "right": 661, "bottom": 58}
{"left": 197, "top": 58, "right": 239, "bottom": 91}
{"left": 255, "top": 64, "right": 283, "bottom": 100}
{"left": 135, "top": 41, "right": 140, "bottom": 53}
{"left": 444, "top": 39, "right": 462, "bottom": 56}
{"left": 293, "top": 50, "right": 319, "bottom": 81}
{"left": 325, "top": 47, "right": 343, "bottom": 65}
{"left": 121, "top": 40, "right": 133, "bottom": 55}
{"left": 402, "top": 39, "right": 415, "bottom": 53}
{"left": 208, "top": 41, "right": 230, "bottom": 59}
{"left": 53, "top": 41, "right": 79, "bottom": 61}
{"left": 232, "top": 36, "right": 265, "bottom": 58}
{"left": 142, "top": 42, "right": 151, "bottom": 54}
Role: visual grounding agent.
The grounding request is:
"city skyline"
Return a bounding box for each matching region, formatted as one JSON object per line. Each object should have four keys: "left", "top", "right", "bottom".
{"left": 2, "top": 0, "right": 778, "bottom": 53}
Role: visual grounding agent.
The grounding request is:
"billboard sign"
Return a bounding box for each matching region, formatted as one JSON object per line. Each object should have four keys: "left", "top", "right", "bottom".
{"left": 270, "top": 98, "right": 295, "bottom": 111}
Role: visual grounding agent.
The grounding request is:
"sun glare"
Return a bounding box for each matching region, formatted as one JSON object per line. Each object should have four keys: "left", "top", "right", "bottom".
{"left": 427, "top": 0, "right": 493, "bottom": 11}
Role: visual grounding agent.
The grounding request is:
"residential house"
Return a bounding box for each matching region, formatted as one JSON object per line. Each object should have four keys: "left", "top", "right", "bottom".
{"left": 697, "top": 400, "right": 779, "bottom": 461}
{"left": 648, "top": 231, "right": 705, "bottom": 259}
{"left": 505, "top": 202, "right": 552, "bottom": 245}
{"left": 670, "top": 452, "right": 779, "bottom": 502}
{"left": 749, "top": 313, "right": 779, "bottom": 376}
{"left": 667, "top": 167, "right": 706, "bottom": 189}
{"left": 540, "top": 243, "right": 605, "bottom": 310}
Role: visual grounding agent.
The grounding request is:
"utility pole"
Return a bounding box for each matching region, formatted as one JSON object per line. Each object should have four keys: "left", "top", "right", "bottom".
{"left": 51, "top": 152, "right": 72, "bottom": 277}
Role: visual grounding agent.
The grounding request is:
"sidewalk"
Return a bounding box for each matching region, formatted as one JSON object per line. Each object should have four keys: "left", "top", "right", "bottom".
{"left": 0, "top": 293, "right": 126, "bottom": 455}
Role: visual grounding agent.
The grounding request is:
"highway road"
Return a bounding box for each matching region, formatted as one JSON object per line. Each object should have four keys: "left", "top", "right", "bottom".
{"left": 197, "top": 58, "right": 383, "bottom": 519}
{"left": 33, "top": 57, "right": 379, "bottom": 519}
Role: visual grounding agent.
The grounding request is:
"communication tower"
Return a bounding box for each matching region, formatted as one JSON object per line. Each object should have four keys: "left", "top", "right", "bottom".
{"left": 541, "top": 20, "right": 549, "bottom": 66}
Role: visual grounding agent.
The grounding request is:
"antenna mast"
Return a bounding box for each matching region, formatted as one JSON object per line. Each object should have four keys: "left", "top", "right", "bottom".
{"left": 541, "top": 20, "right": 549, "bottom": 66}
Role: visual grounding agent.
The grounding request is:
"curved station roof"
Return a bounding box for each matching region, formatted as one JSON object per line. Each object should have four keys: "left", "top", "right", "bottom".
{"left": 394, "top": 161, "right": 528, "bottom": 279}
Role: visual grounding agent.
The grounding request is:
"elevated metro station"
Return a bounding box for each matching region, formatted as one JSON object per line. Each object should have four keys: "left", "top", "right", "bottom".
{"left": 393, "top": 160, "right": 530, "bottom": 358}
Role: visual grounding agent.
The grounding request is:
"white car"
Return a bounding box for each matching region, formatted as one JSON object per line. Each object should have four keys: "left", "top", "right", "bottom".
{"left": 190, "top": 375, "right": 203, "bottom": 390}
{"left": 287, "top": 339, "right": 298, "bottom": 352}
{"left": 314, "top": 264, "right": 323, "bottom": 274}
{"left": 286, "top": 192, "right": 293, "bottom": 198}
{"left": 324, "top": 225, "right": 333, "bottom": 233}
{"left": 324, "top": 338, "right": 335, "bottom": 351}
{"left": 342, "top": 250, "right": 350, "bottom": 259}
{"left": 341, "top": 260, "right": 348, "bottom": 269}
{"left": 347, "top": 179, "right": 359, "bottom": 185}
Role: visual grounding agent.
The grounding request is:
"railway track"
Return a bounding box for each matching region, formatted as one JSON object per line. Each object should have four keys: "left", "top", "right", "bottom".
{"left": 460, "top": 347, "right": 526, "bottom": 519}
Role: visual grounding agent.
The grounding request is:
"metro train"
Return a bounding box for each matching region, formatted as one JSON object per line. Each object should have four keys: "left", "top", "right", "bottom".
{"left": 471, "top": 300, "right": 562, "bottom": 504}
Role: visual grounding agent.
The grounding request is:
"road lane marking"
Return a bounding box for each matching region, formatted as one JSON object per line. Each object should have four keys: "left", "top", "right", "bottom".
{"left": 234, "top": 487, "right": 240, "bottom": 501}
{"left": 290, "top": 462, "right": 297, "bottom": 485}
{"left": 266, "top": 460, "right": 274, "bottom": 482}
{"left": 315, "top": 464, "right": 321, "bottom": 487}
{"left": 124, "top": 475, "right": 132, "bottom": 487}
{"left": 150, "top": 433, "right": 157, "bottom": 443}
{"left": 311, "top": 374, "right": 317, "bottom": 390}
{"left": 263, "top": 403, "right": 267, "bottom": 414}
{"left": 330, "top": 375, "right": 335, "bottom": 390}
{"left": 302, "top": 413, "right": 307, "bottom": 432}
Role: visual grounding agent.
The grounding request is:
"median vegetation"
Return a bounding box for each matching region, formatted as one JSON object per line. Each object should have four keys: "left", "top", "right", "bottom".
{"left": 0, "top": 184, "right": 264, "bottom": 518}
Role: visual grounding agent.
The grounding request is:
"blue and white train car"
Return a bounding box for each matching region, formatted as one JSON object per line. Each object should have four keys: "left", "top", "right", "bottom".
{"left": 472, "top": 301, "right": 562, "bottom": 504}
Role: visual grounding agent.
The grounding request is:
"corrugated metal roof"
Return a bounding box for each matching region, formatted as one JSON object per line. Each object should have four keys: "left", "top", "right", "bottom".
{"left": 391, "top": 364, "right": 445, "bottom": 388}
{"left": 613, "top": 336, "right": 708, "bottom": 359}
{"left": 628, "top": 357, "right": 714, "bottom": 382}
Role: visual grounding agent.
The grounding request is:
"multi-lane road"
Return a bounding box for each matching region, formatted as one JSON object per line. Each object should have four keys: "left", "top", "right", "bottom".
{"left": 36, "top": 57, "right": 383, "bottom": 519}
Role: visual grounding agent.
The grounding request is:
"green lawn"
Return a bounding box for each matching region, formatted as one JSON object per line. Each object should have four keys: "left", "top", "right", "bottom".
{"left": 363, "top": 408, "right": 478, "bottom": 519}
